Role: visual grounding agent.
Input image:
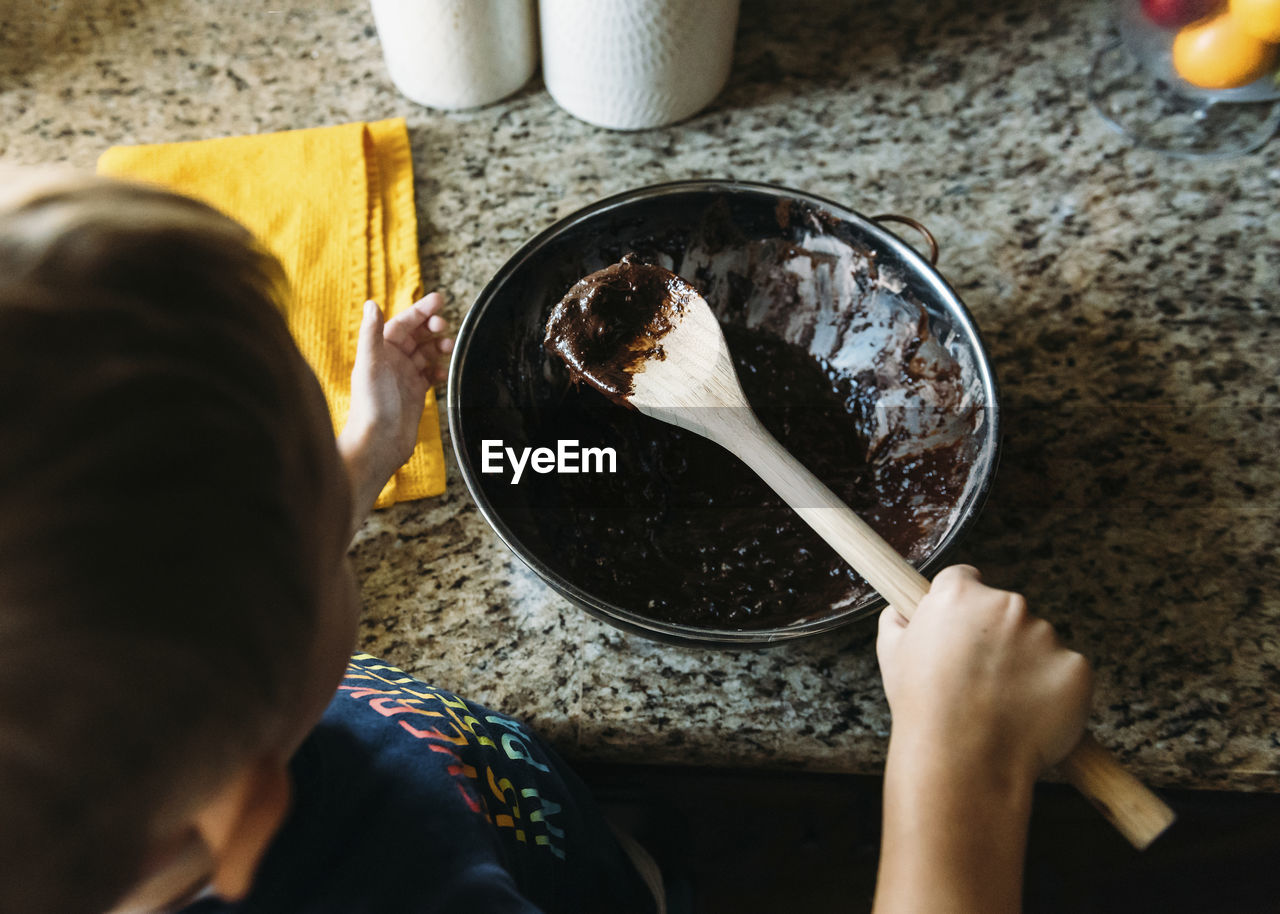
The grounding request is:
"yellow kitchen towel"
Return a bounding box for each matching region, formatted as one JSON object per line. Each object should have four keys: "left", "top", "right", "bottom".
{"left": 97, "top": 119, "right": 444, "bottom": 506}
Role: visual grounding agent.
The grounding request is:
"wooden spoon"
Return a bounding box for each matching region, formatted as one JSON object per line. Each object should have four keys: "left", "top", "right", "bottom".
{"left": 545, "top": 260, "right": 1176, "bottom": 850}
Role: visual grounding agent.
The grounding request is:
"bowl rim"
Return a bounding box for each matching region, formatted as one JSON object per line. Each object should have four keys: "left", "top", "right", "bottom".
{"left": 447, "top": 178, "right": 1002, "bottom": 648}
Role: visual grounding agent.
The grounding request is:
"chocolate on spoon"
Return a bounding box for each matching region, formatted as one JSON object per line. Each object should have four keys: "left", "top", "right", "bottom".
{"left": 543, "top": 254, "right": 699, "bottom": 404}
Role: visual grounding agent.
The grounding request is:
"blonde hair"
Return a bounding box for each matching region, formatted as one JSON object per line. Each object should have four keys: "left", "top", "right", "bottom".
{"left": 0, "top": 171, "right": 331, "bottom": 913}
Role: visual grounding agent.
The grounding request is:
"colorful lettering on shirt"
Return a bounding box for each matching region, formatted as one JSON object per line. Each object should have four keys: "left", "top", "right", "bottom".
{"left": 340, "top": 654, "right": 566, "bottom": 858}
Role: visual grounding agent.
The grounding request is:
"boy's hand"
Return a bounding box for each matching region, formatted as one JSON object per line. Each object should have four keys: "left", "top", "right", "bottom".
{"left": 871, "top": 565, "right": 1094, "bottom": 914}
{"left": 876, "top": 565, "right": 1094, "bottom": 785}
{"left": 338, "top": 293, "right": 453, "bottom": 532}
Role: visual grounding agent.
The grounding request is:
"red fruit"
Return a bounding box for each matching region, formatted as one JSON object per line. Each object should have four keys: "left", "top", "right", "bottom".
{"left": 1141, "top": 0, "right": 1220, "bottom": 27}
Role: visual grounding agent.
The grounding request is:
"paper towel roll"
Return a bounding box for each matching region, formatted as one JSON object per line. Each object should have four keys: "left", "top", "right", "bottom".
{"left": 370, "top": 0, "right": 537, "bottom": 110}
{"left": 540, "top": 0, "right": 741, "bottom": 130}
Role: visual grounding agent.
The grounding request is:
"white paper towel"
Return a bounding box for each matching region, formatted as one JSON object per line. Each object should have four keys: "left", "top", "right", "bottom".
{"left": 370, "top": 0, "right": 537, "bottom": 110}
{"left": 540, "top": 0, "right": 741, "bottom": 130}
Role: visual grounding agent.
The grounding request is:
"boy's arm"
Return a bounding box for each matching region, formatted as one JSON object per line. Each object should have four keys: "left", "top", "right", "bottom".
{"left": 871, "top": 565, "right": 1094, "bottom": 914}
{"left": 338, "top": 294, "right": 452, "bottom": 539}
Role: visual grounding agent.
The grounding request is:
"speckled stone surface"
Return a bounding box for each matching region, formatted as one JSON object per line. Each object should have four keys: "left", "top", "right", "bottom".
{"left": 3, "top": 0, "right": 1277, "bottom": 790}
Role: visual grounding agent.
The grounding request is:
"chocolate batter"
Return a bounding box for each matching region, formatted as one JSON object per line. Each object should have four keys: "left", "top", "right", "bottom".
{"left": 543, "top": 255, "right": 696, "bottom": 402}
{"left": 531, "top": 257, "right": 971, "bottom": 630}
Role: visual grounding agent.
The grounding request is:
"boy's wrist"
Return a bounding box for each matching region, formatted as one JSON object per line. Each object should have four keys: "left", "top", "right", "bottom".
{"left": 336, "top": 422, "right": 389, "bottom": 533}
{"left": 339, "top": 417, "right": 406, "bottom": 484}
{"left": 884, "top": 724, "right": 1038, "bottom": 814}
{"left": 876, "top": 729, "right": 1034, "bottom": 914}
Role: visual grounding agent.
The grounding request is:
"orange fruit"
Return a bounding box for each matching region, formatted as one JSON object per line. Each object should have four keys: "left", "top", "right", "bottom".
{"left": 1230, "top": 0, "right": 1280, "bottom": 42}
{"left": 1172, "top": 10, "right": 1280, "bottom": 88}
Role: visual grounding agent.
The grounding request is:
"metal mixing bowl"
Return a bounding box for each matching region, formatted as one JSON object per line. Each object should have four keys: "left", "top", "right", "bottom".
{"left": 448, "top": 180, "right": 1000, "bottom": 647}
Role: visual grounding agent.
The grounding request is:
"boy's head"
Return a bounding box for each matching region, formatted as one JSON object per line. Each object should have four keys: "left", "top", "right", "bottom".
{"left": 0, "top": 171, "right": 360, "bottom": 913}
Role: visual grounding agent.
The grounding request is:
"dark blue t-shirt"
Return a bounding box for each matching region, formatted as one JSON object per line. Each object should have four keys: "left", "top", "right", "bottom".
{"left": 184, "top": 653, "right": 656, "bottom": 914}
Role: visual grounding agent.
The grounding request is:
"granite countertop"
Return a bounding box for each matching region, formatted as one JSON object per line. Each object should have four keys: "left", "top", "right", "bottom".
{"left": 3, "top": 0, "right": 1277, "bottom": 791}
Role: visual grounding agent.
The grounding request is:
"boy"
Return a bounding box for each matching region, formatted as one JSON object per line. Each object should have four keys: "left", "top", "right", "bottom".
{"left": 0, "top": 171, "right": 659, "bottom": 914}
{"left": 0, "top": 170, "right": 1091, "bottom": 914}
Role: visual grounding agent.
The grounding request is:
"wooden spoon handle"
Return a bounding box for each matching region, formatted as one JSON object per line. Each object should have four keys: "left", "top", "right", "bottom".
{"left": 732, "top": 415, "right": 1175, "bottom": 850}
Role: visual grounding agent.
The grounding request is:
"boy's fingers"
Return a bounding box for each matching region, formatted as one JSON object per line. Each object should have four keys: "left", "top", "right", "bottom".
{"left": 933, "top": 564, "right": 981, "bottom": 587}
{"left": 402, "top": 292, "right": 443, "bottom": 323}
{"left": 923, "top": 564, "right": 981, "bottom": 607}
{"left": 357, "top": 300, "right": 384, "bottom": 363}
{"left": 384, "top": 311, "right": 415, "bottom": 346}
{"left": 385, "top": 295, "right": 449, "bottom": 346}
{"left": 383, "top": 298, "right": 430, "bottom": 342}
{"left": 402, "top": 311, "right": 449, "bottom": 344}
{"left": 876, "top": 604, "right": 909, "bottom": 665}
{"left": 878, "top": 603, "right": 909, "bottom": 633}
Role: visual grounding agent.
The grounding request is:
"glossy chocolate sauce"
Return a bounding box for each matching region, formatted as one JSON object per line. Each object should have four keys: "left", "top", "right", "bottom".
{"left": 535, "top": 258, "right": 970, "bottom": 630}
{"left": 543, "top": 255, "right": 696, "bottom": 402}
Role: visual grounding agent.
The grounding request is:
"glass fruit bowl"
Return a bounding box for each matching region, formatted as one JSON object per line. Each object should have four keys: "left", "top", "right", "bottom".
{"left": 1089, "top": 0, "right": 1280, "bottom": 157}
